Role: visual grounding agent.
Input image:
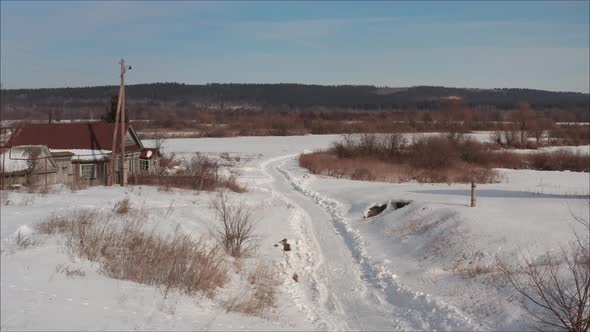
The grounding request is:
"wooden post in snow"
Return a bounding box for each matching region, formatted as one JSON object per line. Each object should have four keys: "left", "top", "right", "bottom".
{"left": 107, "top": 59, "right": 125, "bottom": 186}
{"left": 120, "top": 59, "right": 127, "bottom": 186}
{"left": 470, "top": 179, "right": 476, "bottom": 207}
{"left": 107, "top": 59, "right": 131, "bottom": 186}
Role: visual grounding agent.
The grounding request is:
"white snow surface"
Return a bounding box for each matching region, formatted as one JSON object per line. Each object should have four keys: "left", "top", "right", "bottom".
{"left": 2, "top": 133, "right": 589, "bottom": 331}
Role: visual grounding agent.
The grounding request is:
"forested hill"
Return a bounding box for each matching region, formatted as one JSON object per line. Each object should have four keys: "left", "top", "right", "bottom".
{"left": 1, "top": 83, "right": 589, "bottom": 111}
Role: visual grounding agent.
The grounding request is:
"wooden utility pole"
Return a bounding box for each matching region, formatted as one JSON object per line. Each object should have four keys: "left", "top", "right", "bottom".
{"left": 120, "top": 59, "right": 127, "bottom": 186}
{"left": 107, "top": 59, "right": 129, "bottom": 186}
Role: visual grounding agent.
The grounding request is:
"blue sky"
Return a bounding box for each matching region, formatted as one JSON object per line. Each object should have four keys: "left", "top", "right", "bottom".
{"left": 1, "top": 1, "right": 589, "bottom": 92}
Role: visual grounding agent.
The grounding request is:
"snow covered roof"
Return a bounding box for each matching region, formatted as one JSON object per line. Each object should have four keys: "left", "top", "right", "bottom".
{"left": 50, "top": 149, "right": 111, "bottom": 162}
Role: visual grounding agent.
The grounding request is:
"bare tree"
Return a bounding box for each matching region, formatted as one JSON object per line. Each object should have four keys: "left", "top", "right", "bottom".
{"left": 359, "top": 133, "right": 378, "bottom": 155}
{"left": 512, "top": 102, "right": 536, "bottom": 146}
{"left": 497, "top": 206, "right": 590, "bottom": 331}
{"left": 383, "top": 133, "right": 406, "bottom": 160}
{"left": 210, "top": 190, "right": 258, "bottom": 258}
{"left": 154, "top": 136, "right": 166, "bottom": 155}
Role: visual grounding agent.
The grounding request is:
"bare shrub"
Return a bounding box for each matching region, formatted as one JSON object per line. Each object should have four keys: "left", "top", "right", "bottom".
{"left": 351, "top": 168, "right": 375, "bottom": 181}
{"left": 383, "top": 133, "right": 407, "bottom": 160}
{"left": 496, "top": 214, "right": 589, "bottom": 332}
{"left": 113, "top": 198, "right": 131, "bottom": 214}
{"left": 154, "top": 136, "right": 167, "bottom": 154}
{"left": 130, "top": 153, "right": 245, "bottom": 192}
{"left": 493, "top": 150, "right": 590, "bottom": 172}
{"left": 223, "top": 263, "right": 280, "bottom": 317}
{"left": 529, "top": 149, "right": 590, "bottom": 172}
{"left": 409, "top": 136, "right": 459, "bottom": 169}
{"left": 550, "top": 125, "right": 590, "bottom": 146}
{"left": 55, "top": 264, "right": 86, "bottom": 278}
{"left": 336, "top": 134, "right": 499, "bottom": 182}
{"left": 14, "top": 231, "right": 36, "bottom": 249}
{"left": 156, "top": 153, "right": 179, "bottom": 176}
{"left": 211, "top": 190, "right": 258, "bottom": 258}
{"left": 36, "top": 210, "right": 229, "bottom": 298}
{"left": 300, "top": 152, "right": 409, "bottom": 182}
{"left": 303, "top": 133, "right": 588, "bottom": 186}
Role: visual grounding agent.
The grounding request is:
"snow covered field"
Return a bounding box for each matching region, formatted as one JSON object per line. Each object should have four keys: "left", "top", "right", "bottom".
{"left": 2, "top": 134, "right": 589, "bottom": 331}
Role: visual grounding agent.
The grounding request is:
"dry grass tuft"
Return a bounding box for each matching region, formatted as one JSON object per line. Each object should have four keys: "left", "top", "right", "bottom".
{"left": 112, "top": 198, "right": 132, "bottom": 214}
{"left": 14, "top": 231, "right": 37, "bottom": 249}
{"left": 36, "top": 210, "right": 229, "bottom": 298}
{"left": 223, "top": 263, "right": 280, "bottom": 317}
{"left": 452, "top": 253, "right": 497, "bottom": 279}
{"left": 55, "top": 264, "right": 86, "bottom": 278}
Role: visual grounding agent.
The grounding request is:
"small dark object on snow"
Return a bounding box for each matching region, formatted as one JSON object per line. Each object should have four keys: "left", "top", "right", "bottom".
{"left": 392, "top": 200, "right": 411, "bottom": 210}
{"left": 273, "top": 244, "right": 279, "bottom": 247}
{"left": 292, "top": 273, "right": 299, "bottom": 282}
{"left": 279, "top": 239, "right": 291, "bottom": 251}
{"left": 365, "top": 204, "right": 387, "bottom": 218}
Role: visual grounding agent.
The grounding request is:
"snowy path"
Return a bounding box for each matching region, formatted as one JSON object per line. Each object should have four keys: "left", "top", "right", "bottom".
{"left": 261, "top": 155, "right": 478, "bottom": 331}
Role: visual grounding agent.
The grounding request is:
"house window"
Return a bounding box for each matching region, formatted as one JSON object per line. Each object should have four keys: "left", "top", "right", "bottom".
{"left": 80, "top": 164, "right": 96, "bottom": 179}
{"left": 140, "top": 159, "right": 149, "bottom": 171}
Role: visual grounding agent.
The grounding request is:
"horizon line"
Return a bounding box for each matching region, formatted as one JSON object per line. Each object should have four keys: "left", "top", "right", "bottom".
{"left": 2, "top": 82, "right": 589, "bottom": 95}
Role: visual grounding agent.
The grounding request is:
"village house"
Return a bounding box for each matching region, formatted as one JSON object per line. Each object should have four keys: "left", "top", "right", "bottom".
{"left": 1, "top": 122, "right": 160, "bottom": 187}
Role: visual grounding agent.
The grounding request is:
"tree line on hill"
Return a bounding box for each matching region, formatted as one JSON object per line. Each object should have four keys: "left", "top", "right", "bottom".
{"left": 1, "top": 83, "right": 588, "bottom": 120}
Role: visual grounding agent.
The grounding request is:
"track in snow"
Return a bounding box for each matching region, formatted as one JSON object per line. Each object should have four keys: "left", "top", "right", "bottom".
{"left": 261, "top": 154, "right": 478, "bottom": 331}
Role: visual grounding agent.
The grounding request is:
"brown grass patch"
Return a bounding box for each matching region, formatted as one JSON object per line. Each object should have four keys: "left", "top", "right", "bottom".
{"left": 130, "top": 154, "right": 245, "bottom": 192}
{"left": 493, "top": 149, "right": 590, "bottom": 172}
{"left": 36, "top": 210, "right": 229, "bottom": 298}
{"left": 300, "top": 153, "right": 412, "bottom": 182}
{"left": 223, "top": 263, "right": 280, "bottom": 317}
{"left": 112, "top": 198, "right": 131, "bottom": 214}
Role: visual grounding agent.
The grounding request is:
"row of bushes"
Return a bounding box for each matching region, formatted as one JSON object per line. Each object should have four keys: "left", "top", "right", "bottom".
{"left": 300, "top": 134, "right": 589, "bottom": 183}
{"left": 492, "top": 150, "right": 590, "bottom": 172}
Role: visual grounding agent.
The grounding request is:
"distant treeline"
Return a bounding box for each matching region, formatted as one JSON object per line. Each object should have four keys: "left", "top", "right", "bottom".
{"left": 1, "top": 83, "right": 589, "bottom": 116}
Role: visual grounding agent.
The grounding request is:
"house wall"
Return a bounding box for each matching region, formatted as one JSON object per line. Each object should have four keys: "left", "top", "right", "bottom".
{"left": 73, "top": 161, "right": 108, "bottom": 186}
{"left": 112, "top": 153, "right": 141, "bottom": 184}
{"left": 2, "top": 171, "right": 58, "bottom": 187}
{"left": 4, "top": 153, "right": 157, "bottom": 188}
{"left": 138, "top": 158, "right": 159, "bottom": 175}
{"left": 53, "top": 157, "right": 74, "bottom": 185}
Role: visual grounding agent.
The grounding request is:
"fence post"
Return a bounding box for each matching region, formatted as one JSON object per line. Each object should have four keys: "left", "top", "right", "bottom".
{"left": 470, "top": 180, "right": 476, "bottom": 207}
{"left": 45, "top": 157, "right": 48, "bottom": 190}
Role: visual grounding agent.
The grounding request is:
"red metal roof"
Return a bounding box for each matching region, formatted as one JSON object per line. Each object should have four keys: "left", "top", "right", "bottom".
{"left": 10, "top": 122, "right": 142, "bottom": 152}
